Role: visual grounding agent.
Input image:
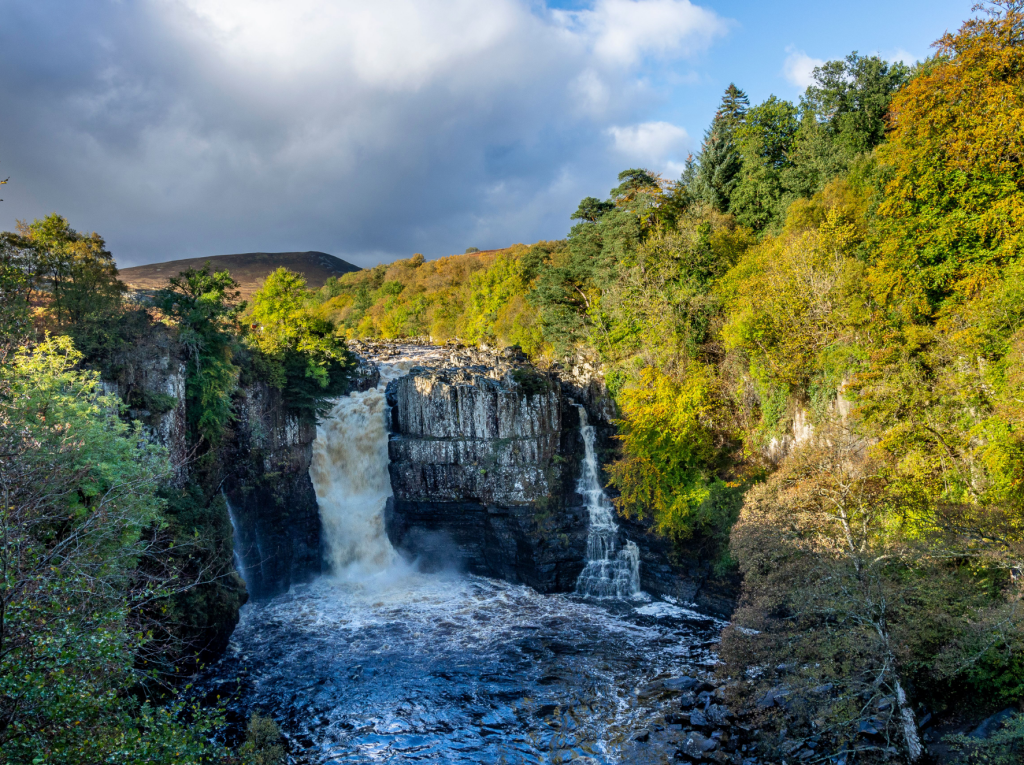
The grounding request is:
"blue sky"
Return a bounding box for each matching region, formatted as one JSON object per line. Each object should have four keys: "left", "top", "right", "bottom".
{"left": 0, "top": 0, "right": 975, "bottom": 268}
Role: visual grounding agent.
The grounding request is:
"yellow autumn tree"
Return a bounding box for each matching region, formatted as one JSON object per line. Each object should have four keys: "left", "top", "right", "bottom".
{"left": 872, "top": 7, "right": 1024, "bottom": 313}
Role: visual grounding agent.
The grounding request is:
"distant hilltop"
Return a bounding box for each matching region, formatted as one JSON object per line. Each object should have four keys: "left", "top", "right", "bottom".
{"left": 119, "top": 251, "right": 361, "bottom": 298}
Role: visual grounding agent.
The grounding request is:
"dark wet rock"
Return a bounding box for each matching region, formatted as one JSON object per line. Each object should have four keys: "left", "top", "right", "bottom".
{"left": 681, "top": 731, "right": 719, "bottom": 758}
{"left": 970, "top": 707, "right": 1017, "bottom": 739}
{"left": 225, "top": 381, "right": 322, "bottom": 600}
{"left": 756, "top": 687, "right": 790, "bottom": 709}
{"left": 689, "top": 709, "right": 709, "bottom": 727}
{"left": 665, "top": 676, "right": 703, "bottom": 692}
{"left": 349, "top": 353, "right": 381, "bottom": 392}
{"left": 385, "top": 367, "right": 589, "bottom": 591}
{"left": 858, "top": 718, "right": 883, "bottom": 736}
{"left": 705, "top": 704, "right": 731, "bottom": 725}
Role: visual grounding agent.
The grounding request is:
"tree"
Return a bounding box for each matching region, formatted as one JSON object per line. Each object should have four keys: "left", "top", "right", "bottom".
{"left": 155, "top": 264, "right": 244, "bottom": 445}
{"left": 17, "top": 214, "right": 125, "bottom": 331}
{"left": 871, "top": 8, "right": 1024, "bottom": 312}
{"left": 713, "top": 83, "right": 749, "bottom": 141}
{"left": 246, "top": 267, "right": 355, "bottom": 417}
{"left": 570, "top": 196, "right": 615, "bottom": 223}
{"left": 0, "top": 336, "right": 229, "bottom": 763}
{"left": 607, "top": 365, "right": 735, "bottom": 546}
{"left": 691, "top": 132, "right": 742, "bottom": 213}
{"left": 730, "top": 96, "right": 800, "bottom": 231}
{"left": 802, "top": 53, "right": 910, "bottom": 158}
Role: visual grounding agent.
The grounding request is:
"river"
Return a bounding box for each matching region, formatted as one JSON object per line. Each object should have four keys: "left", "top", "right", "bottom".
{"left": 201, "top": 347, "right": 723, "bottom": 764}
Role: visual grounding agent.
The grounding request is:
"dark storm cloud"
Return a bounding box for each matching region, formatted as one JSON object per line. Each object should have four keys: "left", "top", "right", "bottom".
{"left": 0, "top": 0, "right": 725, "bottom": 267}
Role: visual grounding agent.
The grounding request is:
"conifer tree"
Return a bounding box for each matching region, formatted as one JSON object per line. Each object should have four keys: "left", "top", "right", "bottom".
{"left": 688, "top": 84, "right": 748, "bottom": 212}
{"left": 713, "top": 83, "right": 749, "bottom": 140}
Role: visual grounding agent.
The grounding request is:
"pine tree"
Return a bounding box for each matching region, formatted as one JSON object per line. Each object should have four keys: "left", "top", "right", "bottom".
{"left": 713, "top": 83, "right": 750, "bottom": 141}
{"left": 687, "top": 85, "right": 748, "bottom": 212}
{"left": 692, "top": 130, "right": 742, "bottom": 213}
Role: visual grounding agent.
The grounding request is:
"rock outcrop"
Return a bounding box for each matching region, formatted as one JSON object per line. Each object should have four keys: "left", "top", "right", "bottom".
{"left": 385, "top": 365, "right": 590, "bottom": 591}
{"left": 223, "top": 382, "right": 322, "bottom": 600}
{"left": 382, "top": 353, "right": 739, "bottom": 616}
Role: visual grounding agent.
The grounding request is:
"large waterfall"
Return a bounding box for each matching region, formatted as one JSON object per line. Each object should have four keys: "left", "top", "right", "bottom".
{"left": 310, "top": 349, "right": 443, "bottom": 576}
{"left": 310, "top": 382, "right": 397, "bottom": 574}
{"left": 574, "top": 406, "right": 642, "bottom": 598}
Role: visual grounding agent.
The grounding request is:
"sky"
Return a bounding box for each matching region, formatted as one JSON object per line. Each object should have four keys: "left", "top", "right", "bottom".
{"left": 0, "top": 0, "right": 971, "bottom": 268}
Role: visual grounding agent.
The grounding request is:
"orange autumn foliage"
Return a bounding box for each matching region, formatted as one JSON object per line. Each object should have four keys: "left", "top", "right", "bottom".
{"left": 872, "top": 10, "right": 1024, "bottom": 313}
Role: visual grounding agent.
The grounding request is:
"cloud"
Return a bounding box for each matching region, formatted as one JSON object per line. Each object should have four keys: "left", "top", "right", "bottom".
{"left": 556, "top": 0, "right": 729, "bottom": 66}
{"left": 0, "top": 0, "right": 729, "bottom": 266}
{"left": 782, "top": 46, "right": 825, "bottom": 89}
{"left": 608, "top": 121, "right": 690, "bottom": 170}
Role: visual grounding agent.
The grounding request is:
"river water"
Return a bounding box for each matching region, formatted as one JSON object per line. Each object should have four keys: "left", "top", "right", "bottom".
{"left": 202, "top": 348, "right": 723, "bottom": 764}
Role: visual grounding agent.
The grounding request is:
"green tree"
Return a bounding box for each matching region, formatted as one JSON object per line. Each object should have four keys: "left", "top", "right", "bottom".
{"left": 18, "top": 214, "right": 125, "bottom": 331}
{"left": 730, "top": 96, "right": 800, "bottom": 231}
{"left": 712, "top": 83, "right": 749, "bottom": 140}
{"left": 246, "top": 267, "right": 355, "bottom": 417}
{"left": 0, "top": 335, "right": 230, "bottom": 763}
{"left": 803, "top": 53, "right": 910, "bottom": 157}
{"left": 155, "top": 264, "right": 244, "bottom": 445}
{"left": 691, "top": 132, "right": 742, "bottom": 213}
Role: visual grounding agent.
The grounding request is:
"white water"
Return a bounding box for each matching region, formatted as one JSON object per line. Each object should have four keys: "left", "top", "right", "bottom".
{"left": 310, "top": 347, "right": 445, "bottom": 577}
{"left": 574, "top": 406, "right": 643, "bottom": 598}
{"left": 204, "top": 347, "right": 726, "bottom": 763}
{"left": 224, "top": 491, "right": 250, "bottom": 589}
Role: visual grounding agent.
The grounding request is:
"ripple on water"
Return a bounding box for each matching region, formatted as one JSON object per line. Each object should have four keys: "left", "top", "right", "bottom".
{"left": 200, "top": 568, "right": 723, "bottom": 765}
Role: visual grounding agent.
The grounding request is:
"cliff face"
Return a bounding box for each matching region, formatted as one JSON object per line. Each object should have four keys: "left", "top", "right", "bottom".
{"left": 382, "top": 357, "right": 738, "bottom": 616}
{"left": 385, "top": 366, "right": 590, "bottom": 592}
{"left": 223, "top": 382, "right": 322, "bottom": 601}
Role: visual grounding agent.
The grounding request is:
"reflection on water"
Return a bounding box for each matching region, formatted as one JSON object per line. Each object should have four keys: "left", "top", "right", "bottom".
{"left": 202, "top": 568, "right": 721, "bottom": 764}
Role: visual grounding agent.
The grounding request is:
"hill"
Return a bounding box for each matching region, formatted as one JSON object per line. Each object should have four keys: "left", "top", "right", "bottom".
{"left": 119, "top": 251, "right": 360, "bottom": 298}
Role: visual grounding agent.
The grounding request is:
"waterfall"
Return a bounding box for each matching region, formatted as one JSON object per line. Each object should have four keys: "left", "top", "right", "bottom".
{"left": 224, "top": 491, "right": 250, "bottom": 589}
{"left": 310, "top": 381, "right": 398, "bottom": 576}
{"left": 310, "top": 349, "right": 442, "bottom": 577}
{"left": 574, "top": 406, "right": 642, "bottom": 598}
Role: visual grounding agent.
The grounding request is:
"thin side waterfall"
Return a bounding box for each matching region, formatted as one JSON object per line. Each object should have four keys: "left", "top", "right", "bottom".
{"left": 310, "top": 378, "right": 398, "bottom": 576}
{"left": 574, "top": 406, "right": 642, "bottom": 598}
{"left": 224, "top": 491, "right": 250, "bottom": 589}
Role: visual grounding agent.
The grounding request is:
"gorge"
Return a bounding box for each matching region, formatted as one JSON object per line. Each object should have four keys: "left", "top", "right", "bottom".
{"left": 200, "top": 345, "right": 732, "bottom": 763}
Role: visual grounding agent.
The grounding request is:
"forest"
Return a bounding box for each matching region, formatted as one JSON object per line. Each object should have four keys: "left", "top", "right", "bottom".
{"left": 1, "top": 2, "right": 1022, "bottom": 763}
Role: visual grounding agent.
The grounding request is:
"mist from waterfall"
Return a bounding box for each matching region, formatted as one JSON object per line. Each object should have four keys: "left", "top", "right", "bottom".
{"left": 574, "top": 406, "right": 642, "bottom": 598}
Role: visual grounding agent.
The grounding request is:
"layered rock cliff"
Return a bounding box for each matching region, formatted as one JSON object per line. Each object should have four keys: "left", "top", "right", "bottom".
{"left": 384, "top": 365, "right": 589, "bottom": 591}
{"left": 382, "top": 352, "right": 739, "bottom": 616}
{"left": 223, "top": 383, "right": 322, "bottom": 600}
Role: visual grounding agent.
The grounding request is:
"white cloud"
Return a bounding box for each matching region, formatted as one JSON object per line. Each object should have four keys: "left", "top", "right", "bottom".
{"left": 608, "top": 121, "right": 690, "bottom": 169}
{"left": 782, "top": 46, "right": 825, "bottom": 89}
{"left": 556, "top": 0, "right": 729, "bottom": 66}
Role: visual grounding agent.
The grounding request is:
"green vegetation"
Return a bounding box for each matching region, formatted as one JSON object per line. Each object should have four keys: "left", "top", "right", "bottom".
{"left": 245, "top": 267, "right": 355, "bottom": 417}
{"left": 0, "top": 224, "right": 354, "bottom": 757}
{"left": 311, "top": 5, "right": 1024, "bottom": 760}
{"left": 0, "top": 335, "right": 230, "bottom": 763}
